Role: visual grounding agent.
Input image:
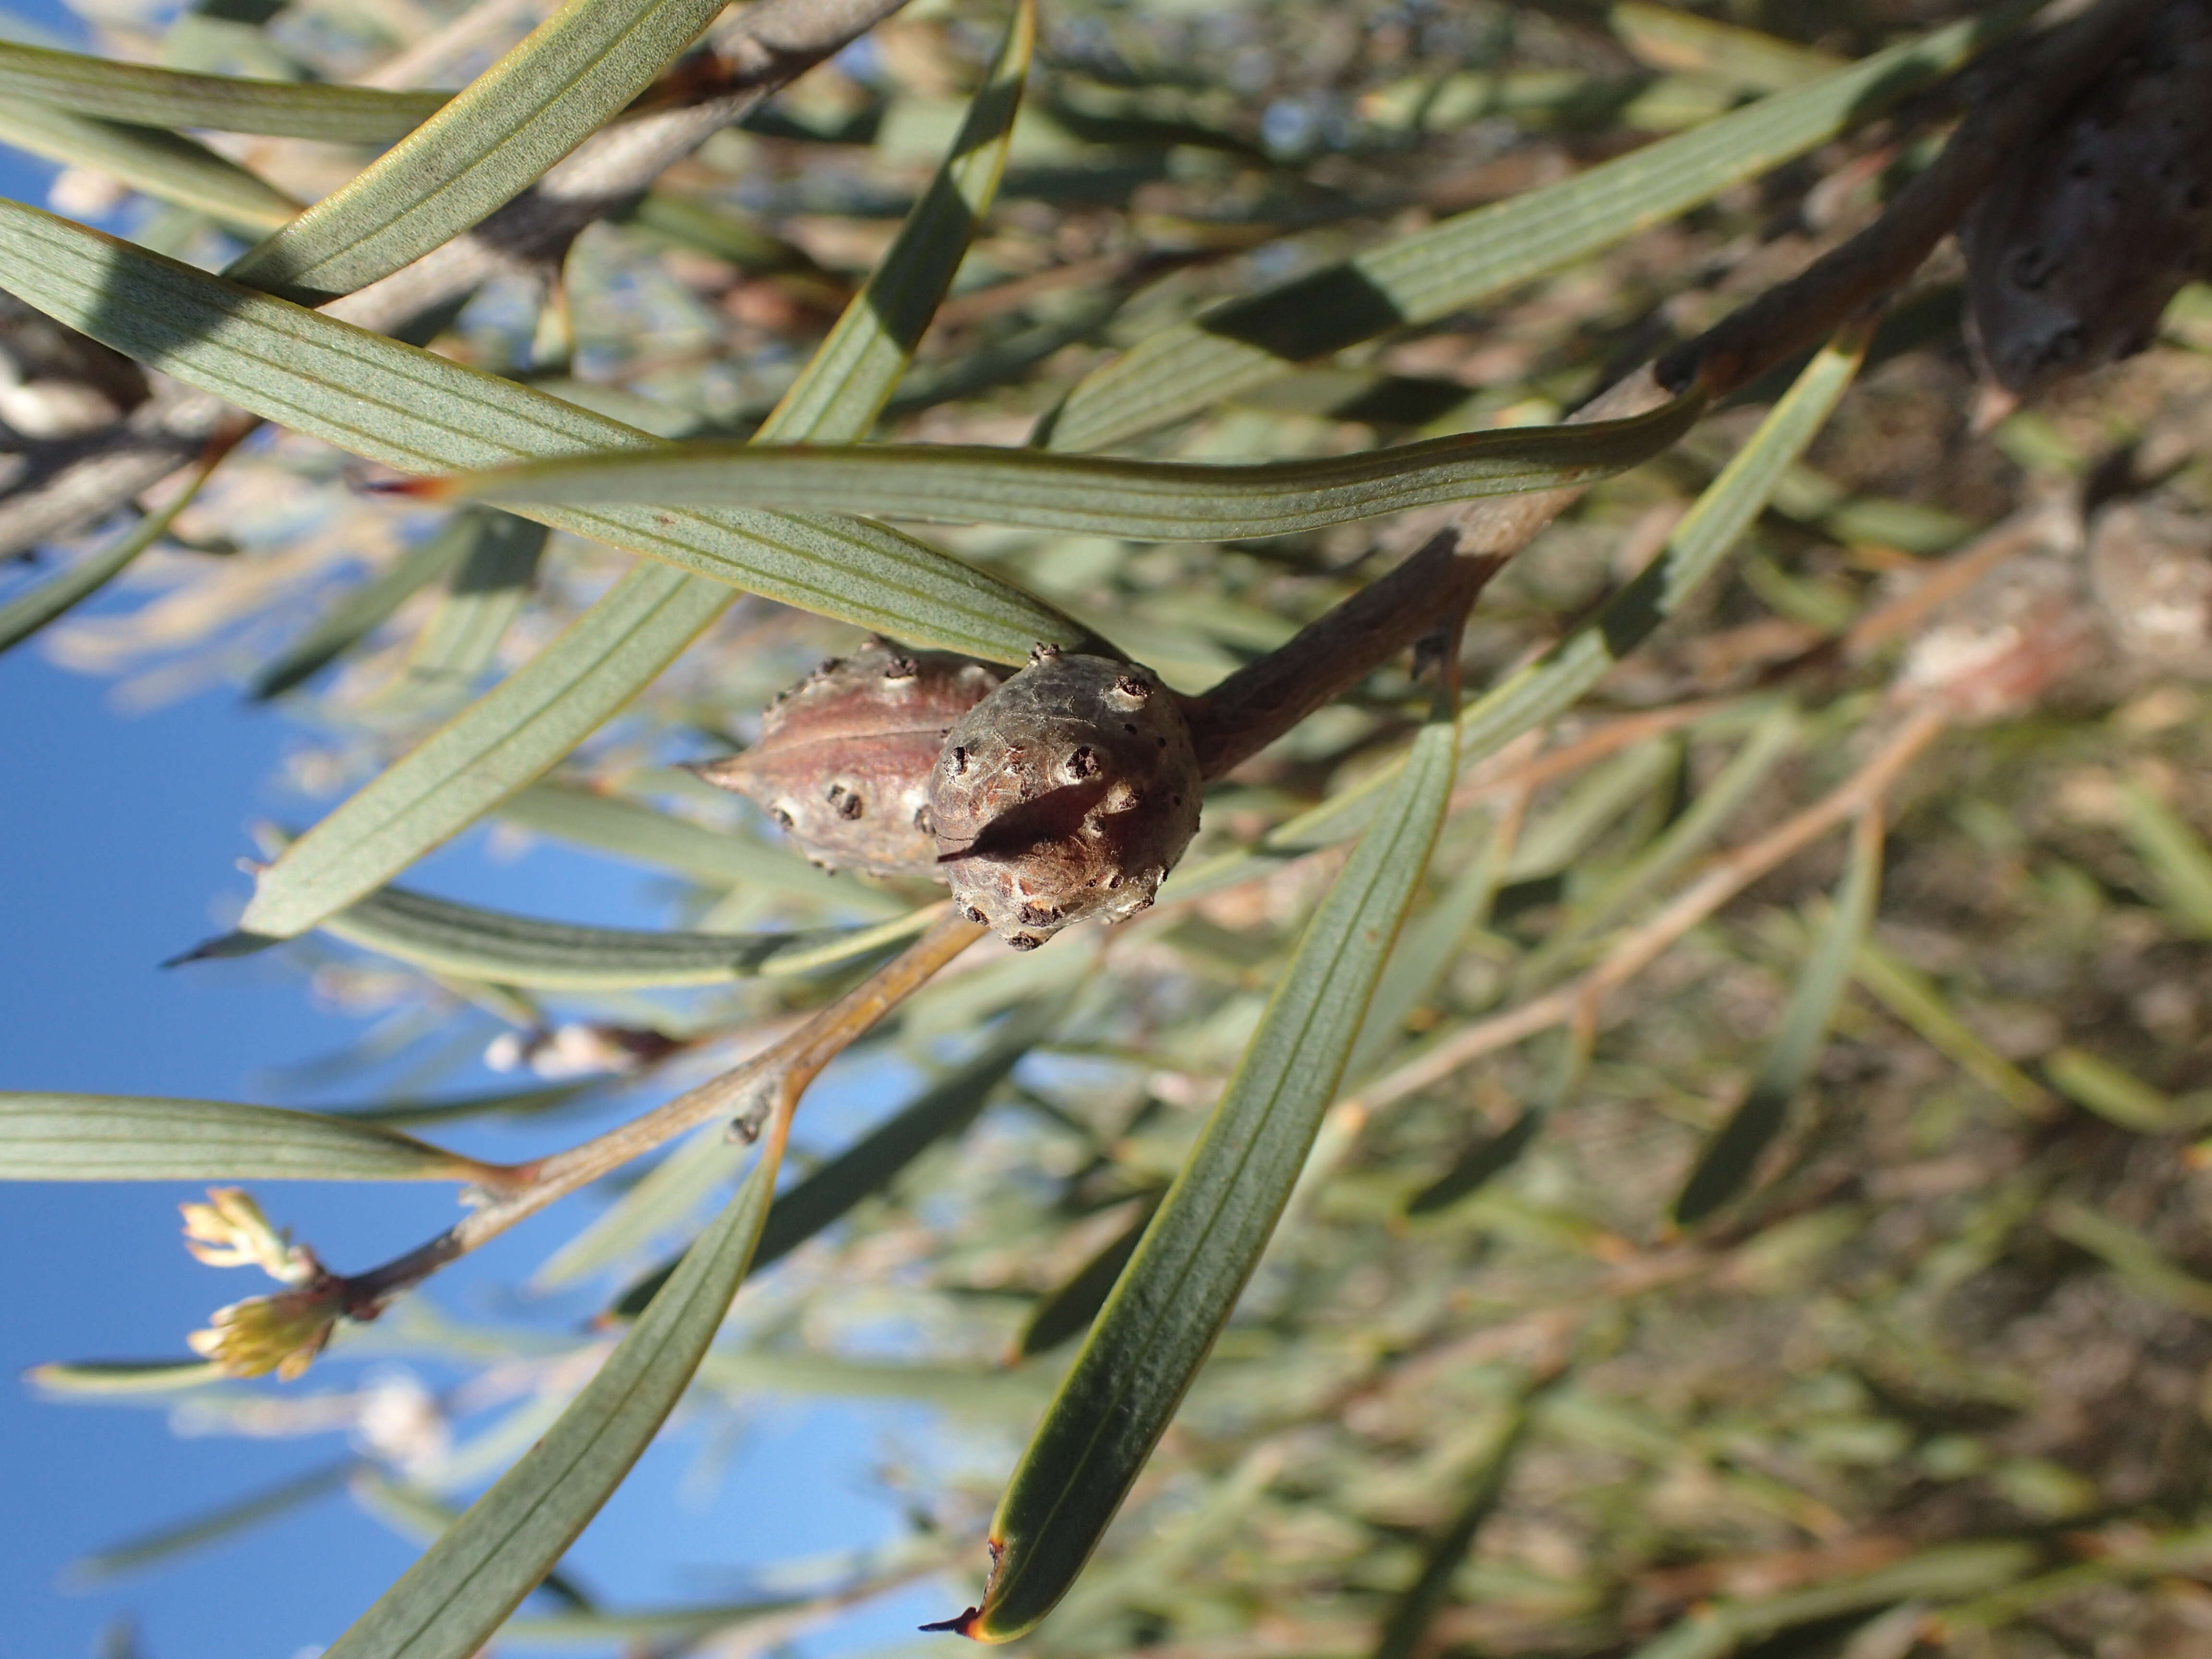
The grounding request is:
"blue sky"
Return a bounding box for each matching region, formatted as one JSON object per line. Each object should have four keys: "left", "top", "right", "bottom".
{"left": 0, "top": 24, "right": 963, "bottom": 1650}
{"left": 1, "top": 610, "right": 958, "bottom": 1659}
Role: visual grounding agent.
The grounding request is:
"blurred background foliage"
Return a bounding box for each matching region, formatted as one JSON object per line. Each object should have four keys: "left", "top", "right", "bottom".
{"left": 11, "top": 0, "right": 2212, "bottom": 1655}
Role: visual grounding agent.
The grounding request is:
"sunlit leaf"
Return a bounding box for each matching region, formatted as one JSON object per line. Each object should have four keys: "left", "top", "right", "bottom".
{"left": 0, "top": 100, "right": 298, "bottom": 230}
{"left": 0, "top": 41, "right": 445, "bottom": 138}
{"left": 0, "top": 2, "right": 1054, "bottom": 943}
{"left": 0, "top": 207, "right": 1086, "bottom": 674}
{"left": 0, "top": 1093, "right": 488, "bottom": 1181}
{"left": 426, "top": 392, "right": 1707, "bottom": 541}
{"left": 321, "top": 881, "right": 933, "bottom": 990}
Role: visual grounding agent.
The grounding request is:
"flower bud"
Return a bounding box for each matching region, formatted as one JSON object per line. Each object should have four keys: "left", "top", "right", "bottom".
{"left": 695, "top": 637, "right": 1003, "bottom": 878}
{"left": 926, "top": 648, "right": 1202, "bottom": 949}
{"left": 189, "top": 1281, "right": 343, "bottom": 1381}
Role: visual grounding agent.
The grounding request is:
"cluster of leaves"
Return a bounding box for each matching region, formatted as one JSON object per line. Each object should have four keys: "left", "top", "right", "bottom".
{"left": 10, "top": 0, "right": 2212, "bottom": 1657}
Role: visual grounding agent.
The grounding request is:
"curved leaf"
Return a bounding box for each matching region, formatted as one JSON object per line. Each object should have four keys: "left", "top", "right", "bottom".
{"left": 495, "top": 782, "right": 904, "bottom": 915}
{"left": 322, "top": 882, "right": 933, "bottom": 990}
{"left": 25, "top": 1358, "right": 224, "bottom": 1395}
{"left": 1045, "top": 11, "right": 2014, "bottom": 453}
{"left": 961, "top": 706, "right": 1460, "bottom": 1641}
{"left": 250, "top": 511, "right": 478, "bottom": 700}
{"left": 0, "top": 206, "right": 1084, "bottom": 668}
{"left": 0, "top": 443, "right": 219, "bottom": 656}
{"left": 321, "top": 1152, "right": 780, "bottom": 1659}
{"left": 1673, "top": 809, "right": 1884, "bottom": 1225}
{"left": 427, "top": 394, "right": 1707, "bottom": 542}
{"left": 69, "top": 1461, "right": 355, "bottom": 1584}
{"left": 0, "top": 1093, "right": 484, "bottom": 1181}
{"left": 373, "top": 511, "right": 547, "bottom": 713}
{"left": 0, "top": 100, "right": 298, "bottom": 231}
{"left": 224, "top": 0, "right": 732, "bottom": 301}
{"left": 0, "top": 41, "right": 445, "bottom": 139}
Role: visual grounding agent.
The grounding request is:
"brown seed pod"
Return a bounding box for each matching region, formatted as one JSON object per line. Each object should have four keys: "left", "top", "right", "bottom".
{"left": 926, "top": 648, "right": 1202, "bottom": 949}
{"left": 694, "top": 637, "right": 1004, "bottom": 878}
{"left": 1962, "top": 0, "right": 2212, "bottom": 394}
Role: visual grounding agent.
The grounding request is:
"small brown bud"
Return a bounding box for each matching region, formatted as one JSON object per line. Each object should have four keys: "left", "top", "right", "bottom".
{"left": 927, "top": 654, "right": 1202, "bottom": 944}
{"left": 693, "top": 639, "right": 1004, "bottom": 878}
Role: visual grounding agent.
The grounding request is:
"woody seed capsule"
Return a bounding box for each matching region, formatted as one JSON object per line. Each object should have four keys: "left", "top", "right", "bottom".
{"left": 1963, "top": 0, "right": 2212, "bottom": 393}
{"left": 693, "top": 637, "right": 1003, "bottom": 878}
{"left": 926, "top": 650, "right": 1202, "bottom": 949}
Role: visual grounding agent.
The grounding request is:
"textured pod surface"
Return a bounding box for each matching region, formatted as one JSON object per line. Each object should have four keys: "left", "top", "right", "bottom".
{"left": 695, "top": 638, "right": 1003, "bottom": 878}
{"left": 1962, "top": 0, "right": 2212, "bottom": 394}
{"left": 927, "top": 649, "right": 1202, "bottom": 948}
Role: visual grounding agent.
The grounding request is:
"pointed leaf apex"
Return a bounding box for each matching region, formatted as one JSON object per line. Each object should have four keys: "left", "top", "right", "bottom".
{"left": 164, "top": 930, "right": 280, "bottom": 967}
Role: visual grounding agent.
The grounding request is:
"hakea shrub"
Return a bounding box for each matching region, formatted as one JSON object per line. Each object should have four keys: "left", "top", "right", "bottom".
{"left": 11, "top": 2, "right": 2212, "bottom": 1658}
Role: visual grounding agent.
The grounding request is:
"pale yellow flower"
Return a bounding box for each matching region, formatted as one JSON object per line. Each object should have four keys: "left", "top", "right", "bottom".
{"left": 187, "top": 1282, "right": 343, "bottom": 1382}
{"left": 179, "top": 1188, "right": 314, "bottom": 1285}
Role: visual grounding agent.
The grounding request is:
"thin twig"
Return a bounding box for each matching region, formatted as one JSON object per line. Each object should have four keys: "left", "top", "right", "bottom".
{"left": 337, "top": 907, "right": 985, "bottom": 1315}
{"left": 1342, "top": 708, "right": 1948, "bottom": 1120}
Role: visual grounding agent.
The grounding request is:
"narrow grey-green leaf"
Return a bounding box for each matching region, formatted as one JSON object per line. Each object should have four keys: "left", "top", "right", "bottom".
{"left": 70, "top": 1461, "right": 355, "bottom": 1584}
{"left": 251, "top": 512, "right": 478, "bottom": 700}
{"left": 0, "top": 41, "right": 445, "bottom": 139}
{"left": 429, "top": 393, "right": 1707, "bottom": 542}
{"left": 0, "top": 206, "right": 1084, "bottom": 670}
{"left": 496, "top": 782, "right": 904, "bottom": 915}
{"left": 1045, "top": 11, "right": 2014, "bottom": 452}
{"left": 348, "top": 1474, "right": 594, "bottom": 1611}
{"left": 223, "top": 0, "right": 731, "bottom": 301}
{"left": 964, "top": 707, "right": 1459, "bottom": 1641}
{"left": 0, "top": 1093, "right": 487, "bottom": 1181}
{"left": 25, "top": 1358, "right": 224, "bottom": 1395}
{"left": 0, "top": 100, "right": 298, "bottom": 230}
{"left": 1673, "top": 810, "right": 1883, "bottom": 1225}
{"left": 321, "top": 1151, "right": 778, "bottom": 1659}
{"left": 0, "top": 450, "right": 213, "bottom": 656}
{"left": 610, "top": 995, "right": 1062, "bottom": 1317}
{"left": 373, "top": 511, "right": 547, "bottom": 712}
{"left": 321, "top": 882, "right": 932, "bottom": 990}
